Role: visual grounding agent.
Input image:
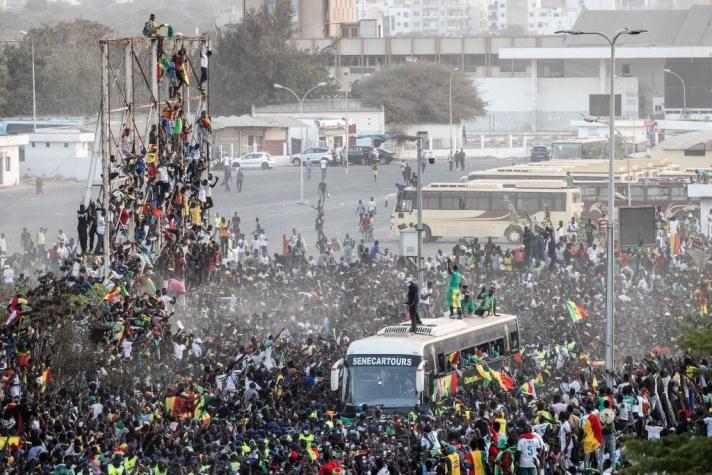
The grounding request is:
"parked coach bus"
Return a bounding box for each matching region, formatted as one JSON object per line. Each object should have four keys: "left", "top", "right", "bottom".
{"left": 330, "top": 315, "right": 520, "bottom": 413}
{"left": 390, "top": 180, "right": 583, "bottom": 243}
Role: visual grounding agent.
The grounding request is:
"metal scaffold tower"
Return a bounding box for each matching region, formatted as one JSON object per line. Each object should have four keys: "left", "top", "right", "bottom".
{"left": 89, "top": 34, "right": 211, "bottom": 276}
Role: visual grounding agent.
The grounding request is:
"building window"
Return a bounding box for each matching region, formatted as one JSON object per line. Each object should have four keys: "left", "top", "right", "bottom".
{"left": 46, "top": 142, "right": 50, "bottom": 148}
{"left": 622, "top": 64, "right": 631, "bottom": 76}
{"left": 64, "top": 143, "right": 69, "bottom": 148}
{"left": 4, "top": 156, "right": 10, "bottom": 172}
{"left": 31, "top": 142, "right": 35, "bottom": 147}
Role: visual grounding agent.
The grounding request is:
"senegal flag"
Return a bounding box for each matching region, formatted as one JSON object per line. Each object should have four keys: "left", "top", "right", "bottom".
{"left": 489, "top": 369, "right": 515, "bottom": 391}
{"left": 565, "top": 300, "right": 589, "bottom": 324}
{"left": 581, "top": 414, "right": 603, "bottom": 454}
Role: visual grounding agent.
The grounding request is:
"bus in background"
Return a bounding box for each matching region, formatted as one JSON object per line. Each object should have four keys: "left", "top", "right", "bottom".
{"left": 330, "top": 315, "right": 520, "bottom": 413}
{"left": 390, "top": 180, "right": 583, "bottom": 243}
{"left": 551, "top": 138, "right": 607, "bottom": 160}
{"left": 550, "top": 137, "right": 648, "bottom": 161}
{"left": 578, "top": 178, "right": 698, "bottom": 221}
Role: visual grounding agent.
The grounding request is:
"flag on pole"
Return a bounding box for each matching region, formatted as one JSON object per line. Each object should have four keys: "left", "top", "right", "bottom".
{"left": 565, "top": 300, "right": 589, "bottom": 324}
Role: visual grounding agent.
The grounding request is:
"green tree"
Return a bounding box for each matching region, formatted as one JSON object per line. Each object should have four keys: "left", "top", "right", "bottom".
{"left": 350, "top": 62, "right": 486, "bottom": 124}
{"left": 211, "top": 0, "right": 335, "bottom": 115}
{"left": 0, "top": 19, "right": 108, "bottom": 116}
{"left": 622, "top": 435, "right": 712, "bottom": 475}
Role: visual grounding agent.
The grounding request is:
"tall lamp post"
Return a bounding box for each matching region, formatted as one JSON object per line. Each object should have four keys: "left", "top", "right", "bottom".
{"left": 556, "top": 27, "right": 646, "bottom": 388}
{"left": 449, "top": 68, "right": 459, "bottom": 152}
{"left": 274, "top": 82, "right": 327, "bottom": 203}
{"left": 664, "top": 68, "right": 687, "bottom": 118}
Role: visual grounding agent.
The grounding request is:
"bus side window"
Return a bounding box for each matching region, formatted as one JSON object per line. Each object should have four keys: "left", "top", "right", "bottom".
{"left": 476, "top": 343, "right": 489, "bottom": 360}
{"left": 670, "top": 186, "right": 686, "bottom": 201}
{"left": 491, "top": 338, "right": 504, "bottom": 359}
{"left": 510, "top": 331, "right": 519, "bottom": 351}
{"left": 437, "top": 353, "right": 446, "bottom": 374}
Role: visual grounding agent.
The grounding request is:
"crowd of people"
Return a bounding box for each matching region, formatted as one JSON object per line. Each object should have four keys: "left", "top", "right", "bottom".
{"left": 0, "top": 12, "right": 710, "bottom": 474}
{"left": 1, "top": 186, "right": 712, "bottom": 474}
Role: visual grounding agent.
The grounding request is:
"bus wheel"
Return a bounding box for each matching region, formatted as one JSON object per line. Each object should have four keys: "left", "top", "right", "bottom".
{"left": 505, "top": 225, "right": 523, "bottom": 244}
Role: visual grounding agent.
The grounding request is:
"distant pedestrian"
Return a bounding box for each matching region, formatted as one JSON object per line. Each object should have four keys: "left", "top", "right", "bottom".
{"left": 35, "top": 176, "right": 43, "bottom": 195}
{"left": 371, "top": 160, "right": 379, "bottom": 183}
{"left": 305, "top": 158, "right": 312, "bottom": 179}
{"left": 458, "top": 148, "right": 466, "bottom": 171}
{"left": 320, "top": 157, "right": 328, "bottom": 180}
{"left": 235, "top": 167, "right": 244, "bottom": 192}
{"left": 448, "top": 150, "right": 454, "bottom": 171}
{"left": 223, "top": 166, "right": 232, "bottom": 192}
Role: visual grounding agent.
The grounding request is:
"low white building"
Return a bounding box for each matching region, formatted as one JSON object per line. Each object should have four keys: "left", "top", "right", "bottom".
{"left": 0, "top": 134, "right": 27, "bottom": 187}
{"left": 252, "top": 99, "right": 385, "bottom": 148}
{"left": 23, "top": 129, "right": 95, "bottom": 180}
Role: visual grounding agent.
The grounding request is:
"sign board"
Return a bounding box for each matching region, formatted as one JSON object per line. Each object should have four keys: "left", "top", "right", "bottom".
{"left": 619, "top": 206, "right": 655, "bottom": 247}
{"left": 399, "top": 229, "right": 418, "bottom": 257}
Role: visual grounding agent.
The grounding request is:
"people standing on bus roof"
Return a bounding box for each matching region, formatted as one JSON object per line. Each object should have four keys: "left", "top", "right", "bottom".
{"left": 447, "top": 259, "right": 462, "bottom": 318}
{"left": 406, "top": 279, "right": 421, "bottom": 332}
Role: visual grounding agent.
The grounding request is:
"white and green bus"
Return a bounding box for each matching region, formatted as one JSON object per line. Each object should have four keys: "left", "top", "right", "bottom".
{"left": 331, "top": 315, "right": 520, "bottom": 413}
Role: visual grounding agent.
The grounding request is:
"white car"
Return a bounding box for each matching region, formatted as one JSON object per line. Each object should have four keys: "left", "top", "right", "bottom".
{"left": 290, "top": 147, "right": 337, "bottom": 166}
{"left": 230, "top": 152, "right": 274, "bottom": 170}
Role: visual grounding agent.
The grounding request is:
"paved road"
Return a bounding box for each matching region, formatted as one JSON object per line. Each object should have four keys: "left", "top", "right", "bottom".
{"left": 0, "top": 157, "right": 523, "bottom": 255}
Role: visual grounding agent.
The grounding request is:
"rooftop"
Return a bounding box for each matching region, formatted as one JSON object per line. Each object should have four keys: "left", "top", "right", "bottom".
{"left": 253, "top": 99, "right": 382, "bottom": 115}
{"left": 212, "top": 114, "right": 304, "bottom": 130}
{"left": 655, "top": 129, "right": 712, "bottom": 151}
{"left": 567, "top": 6, "right": 712, "bottom": 48}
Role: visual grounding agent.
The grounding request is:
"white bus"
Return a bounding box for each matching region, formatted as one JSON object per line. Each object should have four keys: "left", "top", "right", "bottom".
{"left": 390, "top": 180, "right": 583, "bottom": 243}
{"left": 331, "top": 315, "right": 520, "bottom": 412}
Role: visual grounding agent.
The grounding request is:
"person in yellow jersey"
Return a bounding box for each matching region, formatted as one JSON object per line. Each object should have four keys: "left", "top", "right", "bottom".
{"left": 123, "top": 449, "right": 138, "bottom": 475}
{"left": 445, "top": 444, "right": 462, "bottom": 475}
{"left": 107, "top": 454, "right": 125, "bottom": 475}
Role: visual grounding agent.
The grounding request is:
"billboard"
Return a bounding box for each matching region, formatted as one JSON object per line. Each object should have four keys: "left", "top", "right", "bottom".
{"left": 619, "top": 206, "right": 656, "bottom": 247}
{"left": 589, "top": 94, "right": 622, "bottom": 117}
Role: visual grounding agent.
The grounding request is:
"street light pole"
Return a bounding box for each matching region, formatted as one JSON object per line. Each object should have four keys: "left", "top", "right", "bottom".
{"left": 557, "top": 27, "right": 646, "bottom": 388}
{"left": 416, "top": 138, "right": 423, "bottom": 294}
{"left": 449, "top": 68, "right": 459, "bottom": 152}
{"left": 274, "top": 82, "right": 327, "bottom": 203}
{"left": 345, "top": 89, "right": 349, "bottom": 176}
{"left": 664, "top": 68, "right": 687, "bottom": 118}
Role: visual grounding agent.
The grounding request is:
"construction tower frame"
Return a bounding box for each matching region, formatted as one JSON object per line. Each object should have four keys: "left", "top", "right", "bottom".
{"left": 90, "top": 35, "right": 211, "bottom": 275}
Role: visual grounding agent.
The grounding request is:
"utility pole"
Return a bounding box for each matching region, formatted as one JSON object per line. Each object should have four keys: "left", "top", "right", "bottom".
{"left": 416, "top": 138, "right": 424, "bottom": 294}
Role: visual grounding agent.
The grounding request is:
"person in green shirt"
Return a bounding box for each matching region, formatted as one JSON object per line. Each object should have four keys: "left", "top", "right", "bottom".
{"left": 476, "top": 286, "right": 498, "bottom": 317}
{"left": 447, "top": 259, "right": 462, "bottom": 318}
{"left": 563, "top": 171, "right": 574, "bottom": 187}
{"left": 461, "top": 285, "right": 477, "bottom": 317}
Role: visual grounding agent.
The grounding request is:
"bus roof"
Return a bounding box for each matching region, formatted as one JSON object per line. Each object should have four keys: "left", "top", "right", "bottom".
{"left": 466, "top": 158, "right": 678, "bottom": 181}
{"left": 424, "top": 180, "right": 578, "bottom": 191}
{"left": 346, "top": 315, "right": 518, "bottom": 356}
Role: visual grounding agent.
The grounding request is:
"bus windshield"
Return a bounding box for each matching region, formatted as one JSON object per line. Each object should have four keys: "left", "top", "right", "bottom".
{"left": 347, "top": 364, "right": 419, "bottom": 408}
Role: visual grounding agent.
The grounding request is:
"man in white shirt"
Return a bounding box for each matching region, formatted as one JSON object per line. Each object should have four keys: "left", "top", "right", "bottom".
{"left": 320, "top": 157, "right": 328, "bottom": 180}
{"left": 516, "top": 426, "right": 542, "bottom": 474}
{"left": 587, "top": 243, "right": 599, "bottom": 264}
{"left": 173, "top": 340, "right": 186, "bottom": 361}
{"left": 367, "top": 197, "right": 377, "bottom": 216}
{"left": 0, "top": 233, "right": 6, "bottom": 255}
{"left": 558, "top": 412, "right": 574, "bottom": 470}
{"left": 199, "top": 49, "right": 211, "bottom": 90}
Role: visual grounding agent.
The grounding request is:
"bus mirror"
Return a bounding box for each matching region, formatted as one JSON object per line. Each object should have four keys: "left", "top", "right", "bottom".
{"left": 415, "top": 361, "right": 426, "bottom": 393}
{"left": 330, "top": 359, "right": 344, "bottom": 392}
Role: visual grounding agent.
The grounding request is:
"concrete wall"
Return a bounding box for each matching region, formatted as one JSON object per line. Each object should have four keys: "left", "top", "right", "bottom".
{"left": 0, "top": 145, "right": 21, "bottom": 187}
{"left": 255, "top": 110, "right": 384, "bottom": 137}
{"left": 466, "top": 76, "right": 639, "bottom": 132}
{"left": 22, "top": 136, "right": 94, "bottom": 179}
